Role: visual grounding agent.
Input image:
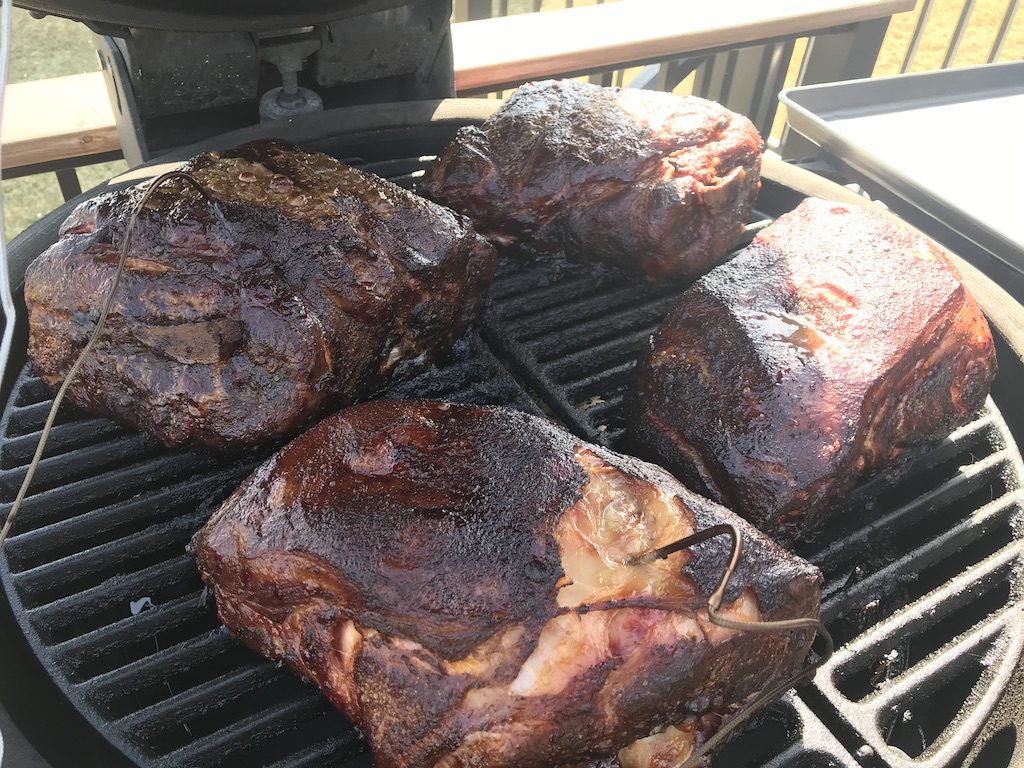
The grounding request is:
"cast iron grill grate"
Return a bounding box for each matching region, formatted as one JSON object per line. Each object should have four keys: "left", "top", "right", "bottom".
{"left": 481, "top": 200, "right": 1024, "bottom": 768}
{"left": 480, "top": 211, "right": 773, "bottom": 448}
{"left": 0, "top": 330, "right": 537, "bottom": 768}
{"left": 0, "top": 363, "right": 868, "bottom": 768}
{"left": 0, "top": 154, "right": 1020, "bottom": 768}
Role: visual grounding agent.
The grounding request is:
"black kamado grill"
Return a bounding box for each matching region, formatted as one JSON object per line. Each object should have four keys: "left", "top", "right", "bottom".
{"left": 1, "top": 3, "right": 1024, "bottom": 768}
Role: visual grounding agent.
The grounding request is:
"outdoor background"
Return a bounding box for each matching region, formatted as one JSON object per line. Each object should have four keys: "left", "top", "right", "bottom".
{"left": 2, "top": 0, "right": 1022, "bottom": 239}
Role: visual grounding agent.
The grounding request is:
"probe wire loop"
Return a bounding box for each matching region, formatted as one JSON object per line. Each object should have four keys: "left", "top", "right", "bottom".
{"left": 636, "top": 522, "right": 833, "bottom": 768}
{"left": 0, "top": 172, "right": 212, "bottom": 548}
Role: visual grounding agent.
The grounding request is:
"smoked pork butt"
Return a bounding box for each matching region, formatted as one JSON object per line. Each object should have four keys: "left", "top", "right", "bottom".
{"left": 193, "top": 400, "right": 821, "bottom": 768}
{"left": 631, "top": 198, "right": 997, "bottom": 544}
{"left": 419, "top": 79, "right": 762, "bottom": 279}
{"left": 25, "top": 141, "right": 496, "bottom": 448}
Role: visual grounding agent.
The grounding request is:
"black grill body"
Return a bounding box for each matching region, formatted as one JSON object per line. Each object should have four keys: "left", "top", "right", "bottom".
{"left": 1, "top": 101, "right": 1022, "bottom": 768}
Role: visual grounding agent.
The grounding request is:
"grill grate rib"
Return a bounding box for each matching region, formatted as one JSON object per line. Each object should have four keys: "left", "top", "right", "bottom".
{"left": 27, "top": 554, "right": 200, "bottom": 640}
{"left": 56, "top": 593, "right": 218, "bottom": 682}
{"left": 0, "top": 417, "right": 125, "bottom": 468}
{"left": 5, "top": 468, "right": 250, "bottom": 571}
{"left": 161, "top": 690, "right": 332, "bottom": 766}
{"left": 116, "top": 663, "right": 289, "bottom": 737}
{"left": 13, "top": 508, "right": 208, "bottom": 604}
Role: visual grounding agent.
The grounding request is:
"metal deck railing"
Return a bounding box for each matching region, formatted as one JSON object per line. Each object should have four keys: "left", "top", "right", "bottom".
{"left": 454, "top": 0, "right": 1022, "bottom": 157}
{"left": 1, "top": 0, "right": 1020, "bottom": 235}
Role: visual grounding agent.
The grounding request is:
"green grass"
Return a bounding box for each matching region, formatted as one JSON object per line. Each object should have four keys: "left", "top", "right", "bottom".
{"left": 2, "top": 1, "right": 1021, "bottom": 241}
{"left": 2, "top": 8, "right": 127, "bottom": 239}
{"left": 7, "top": 7, "right": 97, "bottom": 82}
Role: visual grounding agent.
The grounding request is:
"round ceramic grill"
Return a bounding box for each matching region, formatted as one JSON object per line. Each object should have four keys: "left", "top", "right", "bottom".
{"left": 0, "top": 103, "right": 1021, "bottom": 768}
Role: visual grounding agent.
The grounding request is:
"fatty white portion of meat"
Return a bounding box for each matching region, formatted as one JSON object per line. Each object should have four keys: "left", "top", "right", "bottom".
{"left": 280, "top": 445, "right": 764, "bottom": 768}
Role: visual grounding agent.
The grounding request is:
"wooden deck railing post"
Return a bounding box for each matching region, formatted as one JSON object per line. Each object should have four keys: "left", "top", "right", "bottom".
{"left": 453, "top": 0, "right": 492, "bottom": 22}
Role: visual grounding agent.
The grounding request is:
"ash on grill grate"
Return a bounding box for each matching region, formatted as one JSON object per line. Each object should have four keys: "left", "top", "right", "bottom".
{"left": 0, "top": 329, "right": 537, "bottom": 768}
{"left": 710, "top": 694, "right": 859, "bottom": 767}
{"left": 805, "top": 409, "right": 1024, "bottom": 767}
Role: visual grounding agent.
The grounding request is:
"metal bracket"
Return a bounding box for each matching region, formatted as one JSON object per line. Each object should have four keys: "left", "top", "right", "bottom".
{"left": 258, "top": 29, "right": 324, "bottom": 121}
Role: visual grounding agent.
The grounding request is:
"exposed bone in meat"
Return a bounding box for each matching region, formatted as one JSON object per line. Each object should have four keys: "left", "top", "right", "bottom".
{"left": 193, "top": 400, "right": 820, "bottom": 768}
{"left": 631, "top": 198, "right": 997, "bottom": 544}
{"left": 419, "top": 79, "right": 762, "bottom": 279}
{"left": 25, "top": 141, "right": 496, "bottom": 448}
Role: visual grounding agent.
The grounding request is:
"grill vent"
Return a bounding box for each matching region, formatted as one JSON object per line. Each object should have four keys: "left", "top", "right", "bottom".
{"left": 1, "top": 159, "right": 1021, "bottom": 768}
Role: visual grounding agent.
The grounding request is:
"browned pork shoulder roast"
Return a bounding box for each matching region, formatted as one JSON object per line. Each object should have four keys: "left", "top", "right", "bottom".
{"left": 25, "top": 141, "right": 496, "bottom": 449}
{"left": 631, "top": 198, "right": 997, "bottom": 544}
{"left": 419, "top": 79, "right": 762, "bottom": 279}
{"left": 193, "top": 400, "right": 821, "bottom": 768}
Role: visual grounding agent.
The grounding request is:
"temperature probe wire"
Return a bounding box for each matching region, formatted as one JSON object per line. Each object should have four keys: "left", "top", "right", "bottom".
{"left": 0, "top": 171, "right": 211, "bottom": 548}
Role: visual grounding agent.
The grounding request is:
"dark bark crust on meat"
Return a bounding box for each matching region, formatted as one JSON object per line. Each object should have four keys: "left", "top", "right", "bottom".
{"left": 630, "top": 198, "right": 998, "bottom": 544}
{"left": 419, "top": 79, "right": 763, "bottom": 279}
{"left": 193, "top": 400, "right": 820, "bottom": 768}
{"left": 24, "top": 141, "right": 497, "bottom": 449}
{"left": 199, "top": 401, "right": 587, "bottom": 658}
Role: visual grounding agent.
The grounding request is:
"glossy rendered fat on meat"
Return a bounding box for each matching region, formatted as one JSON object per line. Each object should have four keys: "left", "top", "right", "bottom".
{"left": 419, "top": 79, "right": 763, "bottom": 279}
{"left": 193, "top": 400, "right": 821, "bottom": 768}
{"left": 631, "top": 198, "right": 997, "bottom": 544}
{"left": 24, "top": 141, "right": 496, "bottom": 448}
